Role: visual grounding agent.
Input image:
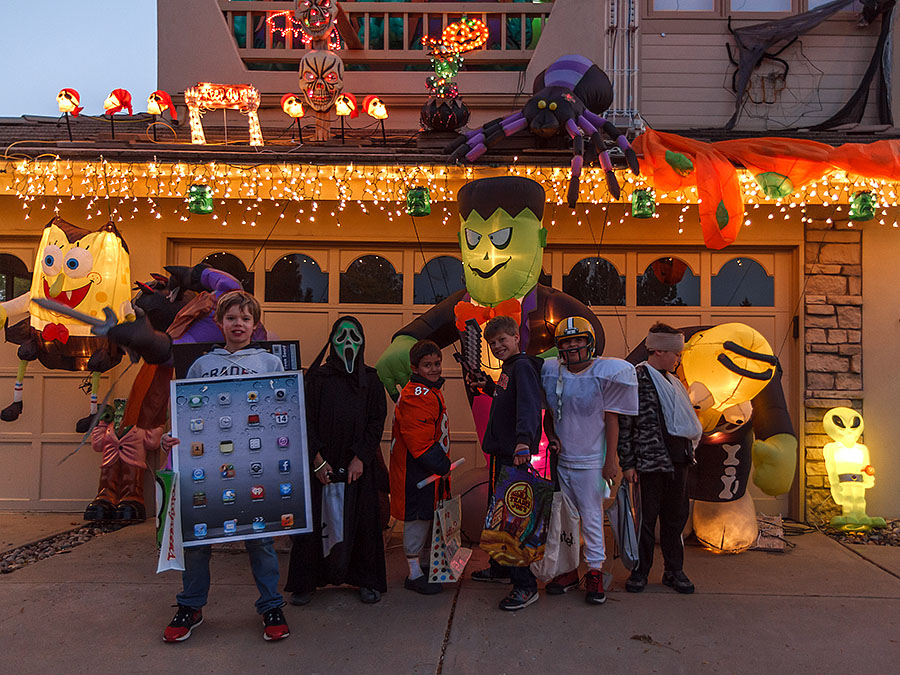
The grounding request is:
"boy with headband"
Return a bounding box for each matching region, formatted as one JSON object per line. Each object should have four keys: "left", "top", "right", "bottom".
{"left": 617, "top": 323, "right": 702, "bottom": 595}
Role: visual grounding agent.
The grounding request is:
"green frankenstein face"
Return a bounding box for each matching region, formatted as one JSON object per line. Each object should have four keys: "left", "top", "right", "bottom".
{"left": 459, "top": 207, "right": 547, "bottom": 306}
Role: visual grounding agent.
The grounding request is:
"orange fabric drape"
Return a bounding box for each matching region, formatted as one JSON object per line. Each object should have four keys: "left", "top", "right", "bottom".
{"left": 632, "top": 129, "right": 900, "bottom": 248}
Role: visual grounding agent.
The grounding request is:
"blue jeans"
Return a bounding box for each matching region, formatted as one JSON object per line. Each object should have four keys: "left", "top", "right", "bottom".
{"left": 176, "top": 537, "right": 283, "bottom": 614}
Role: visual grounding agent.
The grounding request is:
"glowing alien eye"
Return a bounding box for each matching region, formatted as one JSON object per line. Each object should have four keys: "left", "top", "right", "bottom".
{"left": 549, "top": 102, "right": 557, "bottom": 111}
{"left": 537, "top": 100, "right": 546, "bottom": 110}
{"left": 62, "top": 247, "right": 94, "bottom": 279}
{"left": 832, "top": 415, "right": 845, "bottom": 429}
{"left": 488, "top": 227, "right": 512, "bottom": 249}
{"left": 464, "top": 228, "right": 482, "bottom": 250}
{"left": 851, "top": 416, "right": 861, "bottom": 428}
{"left": 41, "top": 245, "right": 63, "bottom": 276}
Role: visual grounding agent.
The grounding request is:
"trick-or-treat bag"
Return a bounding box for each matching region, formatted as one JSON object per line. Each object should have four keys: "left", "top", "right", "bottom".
{"left": 155, "top": 470, "right": 184, "bottom": 573}
{"left": 531, "top": 490, "right": 581, "bottom": 582}
{"left": 606, "top": 480, "right": 639, "bottom": 571}
{"left": 480, "top": 464, "right": 554, "bottom": 567}
{"left": 428, "top": 494, "right": 472, "bottom": 583}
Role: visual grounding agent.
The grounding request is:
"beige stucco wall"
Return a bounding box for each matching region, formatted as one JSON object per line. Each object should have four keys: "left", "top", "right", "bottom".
{"left": 861, "top": 225, "right": 900, "bottom": 519}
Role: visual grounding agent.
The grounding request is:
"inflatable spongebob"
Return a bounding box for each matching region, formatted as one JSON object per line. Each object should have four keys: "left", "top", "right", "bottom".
{"left": 0, "top": 217, "right": 132, "bottom": 432}
{"left": 823, "top": 407, "right": 885, "bottom": 531}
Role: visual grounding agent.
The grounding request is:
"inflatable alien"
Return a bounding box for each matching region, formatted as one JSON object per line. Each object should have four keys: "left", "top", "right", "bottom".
{"left": 627, "top": 323, "right": 797, "bottom": 553}
{"left": 823, "top": 407, "right": 886, "bottom": 532}
{"left": 0, "top": 218, "right": 133, "bottom": 432}
{"left": 376, "top": 176, "right": 604, "bottom": 405}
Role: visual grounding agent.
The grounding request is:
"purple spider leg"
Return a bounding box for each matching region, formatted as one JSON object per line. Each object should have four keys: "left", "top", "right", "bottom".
{"left": 567, "top": 133, "right": 585, "bottom": 208}
{"left": 598, "top": 148, "right": 621, "bottom": 201}
{"left": 450, "top": 131, "right": 486, "bottom": 162}
{"left": 583, "top": 110, "right": 641, "bottom": 175}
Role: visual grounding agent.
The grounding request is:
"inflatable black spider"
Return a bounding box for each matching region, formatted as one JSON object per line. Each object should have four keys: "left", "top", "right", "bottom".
{"left": 447, "top": 54, "right": 640, "bottom": 207}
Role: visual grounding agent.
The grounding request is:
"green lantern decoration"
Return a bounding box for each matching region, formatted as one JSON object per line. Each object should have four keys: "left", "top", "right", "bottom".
{"left": 406, "top": 186, "right": 431, "bottom": 216}
{"left": 631, "top": 189, "right": 655, "bottom": 219}
{"left": 188, "top": 184, "right": 214, "bottom": 215}
{"left": 849, "top": 191, "right": 876, "bottom": 222}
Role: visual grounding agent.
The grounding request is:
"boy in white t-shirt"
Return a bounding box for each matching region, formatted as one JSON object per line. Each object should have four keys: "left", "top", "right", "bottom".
{"left": 541, "top": 316, "right": 638, "bottom": 604}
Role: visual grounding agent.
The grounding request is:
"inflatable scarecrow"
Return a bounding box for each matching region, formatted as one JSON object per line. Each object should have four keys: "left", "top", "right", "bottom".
{"left": 376, "top": 175, "right": 603, "bottom": 413}
{"left": 626, "top": 323, "right": 797, "bottom": 553}
{"left": 0, "top": 218, "right": 133, "bottom": 432}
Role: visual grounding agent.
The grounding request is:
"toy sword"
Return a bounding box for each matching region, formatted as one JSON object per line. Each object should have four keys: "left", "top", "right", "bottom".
{"left": 31, "top": 298, "right": 118, "bottom": 335}
{"left": 416, "top": 457, "right": 466, "bottom": 489}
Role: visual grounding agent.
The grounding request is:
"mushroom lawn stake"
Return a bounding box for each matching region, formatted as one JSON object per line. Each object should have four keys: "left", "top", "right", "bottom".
{"left": 57, "top": 88, "right": 82, "bottom": 142}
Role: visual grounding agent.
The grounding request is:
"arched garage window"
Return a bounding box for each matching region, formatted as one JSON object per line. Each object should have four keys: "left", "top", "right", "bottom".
{"left": 266, "top": 254, "right": 328, "bottom": 303}
{"left": 200, "top": 252, "right": 254, "bottom": 293}
{"left": 637, "top": 257, "right": 699, "bottom": 306}
{"left": 415, "top": 256, "right": 464, "bottom": 304}
{"left": 712, "top": 257, "right": 774, "bottom": 307}
{"left": 340, "top": 255, "right": 402, "bottom": 304}
{"left": 0, "top": 253, "right": 30, "bottom": 302}
{"left": 563, "top": 257, "right": 625, "bottom": 306}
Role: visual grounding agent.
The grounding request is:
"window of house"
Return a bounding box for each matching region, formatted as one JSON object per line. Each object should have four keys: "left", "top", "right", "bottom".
{"left": 637, "top": 257, "right": 700, "bottom": 306}
{"left": 712, "top": 257, "right": 774, "bottom": 306}
{"left": 340, "top": 255, "right": 403, "bottom": 304}
{"left": 539, "top": 269, "right": 551, "bottom": 286}
{"left": 0, "top": 253, "right": 30, "bottom": 302}
{"left": 265, "top": 254, "right": 328, "bottom": 303}
{"left": 563, "top": 257, "right": 625, "bottom": 306}
{"left": 414, "top": 256, "right": 464, "bottom": 304}
{"left": 730, "top": 0, "right": 792, "bottom": 11}
{"left": 653, "top": 0, "right": 715, "bottom": 10}
{"left": 200, "top": 252, "right": 255, "bottom": 293}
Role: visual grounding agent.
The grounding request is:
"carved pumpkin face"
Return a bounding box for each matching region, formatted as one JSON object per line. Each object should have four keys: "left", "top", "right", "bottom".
{"left": 441, "top": 18, "right": 489, "bottom": 53}
{"left": 295, "top": 0, "right": 338, "bottom": 40}
{"left": 299, "top": 50, "right": 344, "bottom": 112}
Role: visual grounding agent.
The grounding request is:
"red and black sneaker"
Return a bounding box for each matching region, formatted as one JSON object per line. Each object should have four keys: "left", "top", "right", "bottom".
{"left": 545, "top": 569, "right": 580, "bottom": 595}
{"left": 584, "top": 569, "right": 606, "bottom": 605}
{"left": 163, "top": 605, "right": 203, "bottom": 643}
{"left": 262, "top": 606, "right": 290, "bottom": 641}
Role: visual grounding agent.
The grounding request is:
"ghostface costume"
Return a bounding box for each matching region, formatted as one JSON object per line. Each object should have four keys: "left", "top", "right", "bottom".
{"left": 285, "top": 316, "right": 388, "bottom": 596}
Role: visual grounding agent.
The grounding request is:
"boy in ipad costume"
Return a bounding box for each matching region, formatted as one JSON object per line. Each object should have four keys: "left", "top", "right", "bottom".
{"left": 541, "top": 316, "right": 637, "bottom": 604}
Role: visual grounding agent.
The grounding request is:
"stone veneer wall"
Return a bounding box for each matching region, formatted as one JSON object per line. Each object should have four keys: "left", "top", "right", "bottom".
{"left": 803, "top": 218, "right": 862, "bottom": 524}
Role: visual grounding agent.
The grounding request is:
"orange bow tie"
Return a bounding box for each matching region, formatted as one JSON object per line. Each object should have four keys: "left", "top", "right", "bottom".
{"left": 454, "top": 298, "right": 521, "bottom": 331}
{"left": 42, "top": 322, "right": 70, "bottom": 344}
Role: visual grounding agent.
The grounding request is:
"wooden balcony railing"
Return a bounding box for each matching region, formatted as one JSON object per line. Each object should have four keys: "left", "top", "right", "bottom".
{"left": 219, "top": 1, "right": 552, "bottom": 67}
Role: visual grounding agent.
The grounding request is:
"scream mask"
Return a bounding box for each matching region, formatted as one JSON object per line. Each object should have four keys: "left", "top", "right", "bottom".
{"left": 457, "top": 176, "right": 547, "bottom": 306}
{"left": 295, "top": 0, "right": 338, "bottom": 41}
{"left": 30, "top": 218, "right": 132, "bottom": 337}
{"left": 330, "top": 317, "right": 364, "bottom": 374}
{"left": 300, "top": 50, "right": 344, "bottom": 112}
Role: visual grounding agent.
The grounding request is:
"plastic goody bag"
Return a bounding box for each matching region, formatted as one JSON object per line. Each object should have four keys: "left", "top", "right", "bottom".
{"left": 605, "top": 481, "right": 639, "bottom": 571}
{"left": 531, "top": 490, "right": 581, "bottom": 582}
{"left": 156, "top": 470, "right": 185, "bottom": 573}
{"left": 428, "top": 494, "right": 473, "bottom": 583}
{"left": 480, "top": 464, "right": 554, "bottom": 567}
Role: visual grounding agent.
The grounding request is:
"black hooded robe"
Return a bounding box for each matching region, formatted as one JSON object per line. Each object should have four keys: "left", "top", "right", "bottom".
{"left": 285, "top": 321, "right": 388, "bottom": 594}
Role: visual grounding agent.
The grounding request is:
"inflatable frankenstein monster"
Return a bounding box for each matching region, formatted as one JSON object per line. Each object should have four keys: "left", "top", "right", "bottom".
{"left": 376, "top": 176, "right": 603, "bottom": 400}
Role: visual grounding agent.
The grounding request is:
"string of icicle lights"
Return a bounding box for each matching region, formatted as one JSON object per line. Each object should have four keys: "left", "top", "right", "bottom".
{"left": 3, "top": 157, "right": 899, "bottom": 229}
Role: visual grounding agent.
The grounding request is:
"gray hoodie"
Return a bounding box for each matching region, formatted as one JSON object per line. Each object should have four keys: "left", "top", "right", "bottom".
{"left": 186, "top": 347, "right": 284, "bottom": 379}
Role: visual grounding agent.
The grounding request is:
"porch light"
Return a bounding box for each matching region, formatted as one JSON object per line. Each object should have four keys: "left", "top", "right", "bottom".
{"left": 848, "top": 191, "right": 875, "bottom": 222}
{"left": 631, "top": 188, "right": 655, "bottom": 218}
{"left": 188, "top": 184, "right": 214, "bottom": 215}
{"left": 406, "top": 186, "right": 431, "bottom": 216}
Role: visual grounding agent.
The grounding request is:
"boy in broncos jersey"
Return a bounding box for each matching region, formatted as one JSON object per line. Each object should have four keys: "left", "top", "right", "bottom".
{"left": 389, "top": 340, "right": 452, "bottom": 595}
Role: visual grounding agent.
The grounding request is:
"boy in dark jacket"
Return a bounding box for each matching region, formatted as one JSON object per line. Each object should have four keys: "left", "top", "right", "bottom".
{"left": 390, "top": 340, "right": 452, "bottom": 595}
{"left": 468, "top": 315, "right": 543, "bottom": 611}
{"left": 617, "top": 323, "right": 702, "bottom": 595}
